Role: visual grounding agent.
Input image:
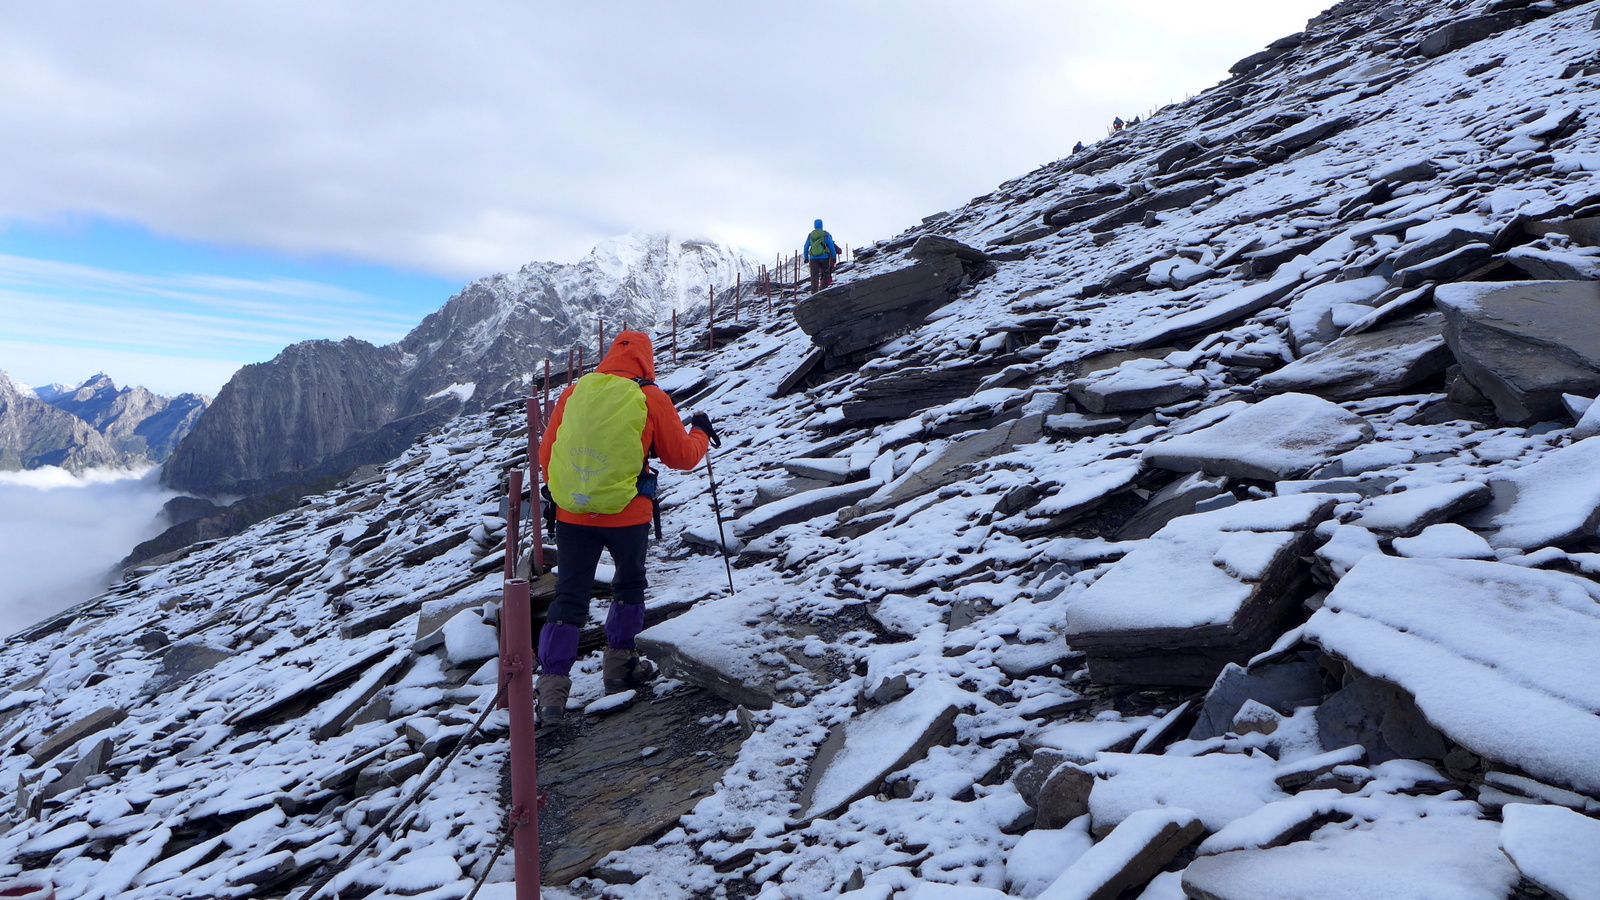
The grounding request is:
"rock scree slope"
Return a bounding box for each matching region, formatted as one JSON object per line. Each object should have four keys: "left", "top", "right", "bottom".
{"left": 3, "top": 1, "right": 1600, "bottom": 898}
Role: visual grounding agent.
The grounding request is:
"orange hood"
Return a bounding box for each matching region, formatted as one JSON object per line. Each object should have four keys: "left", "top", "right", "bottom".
{"left": 597, "top": 330, "right": 656, "bottom": 382}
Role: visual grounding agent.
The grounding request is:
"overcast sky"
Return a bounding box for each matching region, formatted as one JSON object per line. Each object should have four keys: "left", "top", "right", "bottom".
{"left": 0, "top": 1, "right": 1333, "bottom": 396}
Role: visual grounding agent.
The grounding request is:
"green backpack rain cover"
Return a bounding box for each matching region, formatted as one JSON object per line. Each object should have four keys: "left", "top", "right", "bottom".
{"left": 548, "top": 372, "right": 648, "bottom": 515}
{"left": 807, "top": 228, "right": 829, "bottom": 257}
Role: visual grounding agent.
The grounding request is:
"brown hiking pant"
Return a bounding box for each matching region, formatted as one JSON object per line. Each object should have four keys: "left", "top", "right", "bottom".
{"left": 808, "top": 257, "right": 835, "bottom": 292}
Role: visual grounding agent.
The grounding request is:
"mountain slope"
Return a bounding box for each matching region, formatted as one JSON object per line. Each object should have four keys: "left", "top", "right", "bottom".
{"left": 162, "top": 233, "right": 754, "bottom": 498}
{"left": 0, "top": 372, "right": 123, "bottom": 471}
{"left": 1, "top": 2, "right": 1599, "bottom": 899}
{"left": 47, "top": 374, "right": 209, "bottom": 462}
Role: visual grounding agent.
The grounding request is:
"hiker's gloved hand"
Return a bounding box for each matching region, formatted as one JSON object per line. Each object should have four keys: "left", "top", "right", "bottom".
{"left": 690, "top": 412, "right": 722, "bottom": 448}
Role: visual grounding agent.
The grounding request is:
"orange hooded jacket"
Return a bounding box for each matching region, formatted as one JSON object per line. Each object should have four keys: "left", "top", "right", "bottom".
{"left": 540, "top": 330, "right": 711, "bottom": 527}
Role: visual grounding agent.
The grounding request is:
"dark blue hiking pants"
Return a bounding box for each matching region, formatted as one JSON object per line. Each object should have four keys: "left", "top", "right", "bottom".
{"left": 537, "top": 520, "right": 649, "bottom": 677}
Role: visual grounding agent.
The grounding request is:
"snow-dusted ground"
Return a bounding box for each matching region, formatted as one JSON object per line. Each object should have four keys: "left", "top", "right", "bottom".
{"left": 2, "top": 0, "right": 1600, "bottom": 898}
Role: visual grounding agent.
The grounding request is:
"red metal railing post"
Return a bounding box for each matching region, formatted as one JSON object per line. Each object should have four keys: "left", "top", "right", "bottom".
{"left": 597, "top": 317, "right": 605, "bottom": 358}
{"left": 672, "top": 309, "right": 678, "bottom": 365}
{"left": 577, "top": 346, "right": 585, "bottom": 373}
{"left": 542, "top": 359, "right": 551, "bottom": 411}
{"left": 734, "top": 272, "right": 741, "bottom": 320}
{"left": 501, "top": 575, "right": 542, "bottom": 899}
{"left": 499, "top": 468, "right": 523, "bottom": 711}
{"left": 707, "top": 285, "right": 715, "bottom": 352}
{"left": 566, "top": 349, "right": 575, "bottom": 386}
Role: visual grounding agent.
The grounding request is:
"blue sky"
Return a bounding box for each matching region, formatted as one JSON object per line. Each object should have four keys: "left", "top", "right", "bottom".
{"left": 0, "top": 1, "right": 1334, "bottom": 398}
{"left": 1, "top": 217, "right": 463, "bottom": 395}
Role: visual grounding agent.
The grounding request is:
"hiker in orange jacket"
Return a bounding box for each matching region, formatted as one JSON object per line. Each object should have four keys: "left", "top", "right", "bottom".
{"left": 535, "top": 330, "right": 716, "bottom": 724}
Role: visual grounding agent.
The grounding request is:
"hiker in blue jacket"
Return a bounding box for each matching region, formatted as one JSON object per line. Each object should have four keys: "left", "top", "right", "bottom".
{"left": 804, "top": 219, "right": 840, "bottom": 292}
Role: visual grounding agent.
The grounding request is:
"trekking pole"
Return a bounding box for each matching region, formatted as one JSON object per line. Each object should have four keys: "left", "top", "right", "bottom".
{"left": 703, "top": 448, "right": 737, "bottom": 596}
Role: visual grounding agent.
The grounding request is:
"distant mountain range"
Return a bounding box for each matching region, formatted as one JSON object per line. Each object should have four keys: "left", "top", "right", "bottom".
{"left": 161, "top": 232, "right": 753, "bottom": 498}
{"left": 0, "top": 371, "right": 209, "bottom": 471}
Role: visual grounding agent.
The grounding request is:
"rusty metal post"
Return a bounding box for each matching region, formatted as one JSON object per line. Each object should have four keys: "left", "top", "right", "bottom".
{"left": 707, "top": 285, "right": 715, "bottom": 352}
{"left": 734, "top": 272, "right": 741, "bottom": 320}
{"left": 499, "top": 468, "right": 523, "bottom": 711}
{"left": 597, "top": 317, "right": 605, "bottom": 359}
{"left": 542, "top": 359, "right": 551, "bottom": 411}
{"left": 501, "top": 575, "right": 543, "bottom": 900}
{"left": 566, "top": 349, "right": 575, "bottom": 386}
{"left": 672, "top": 309, "right": 678, "bottom": 365}
{"left": 577, "top": 346, "right": 585, "bottom": 373}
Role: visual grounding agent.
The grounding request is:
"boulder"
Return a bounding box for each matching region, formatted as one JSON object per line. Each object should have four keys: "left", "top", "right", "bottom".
{"left": 794, "top": 255, "right": 967, "bottom": 366}
{"left": 1304, "top": 556, "right": 1600, "bottom": 796}
{"left": 1252, "top": 314, "right": 1453, "bottom": 401}
{"left": 1434, "top": 281, "right": 1600, "bottom": 424}
{"left": 1142, "top": 394, "right": 1374, "bottom": 482}
{"left": 1036, "top": 762, "right": 1095, "bottom": 829}
{"left": 1189, "top": 657, "right": 1326, "bottom": 741}
{"left": 1064, "top": 495, "right": 1335, "bottom": 686}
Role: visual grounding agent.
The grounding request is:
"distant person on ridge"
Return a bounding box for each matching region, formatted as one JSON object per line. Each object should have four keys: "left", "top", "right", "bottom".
{"left": 805, "top": 219, "right": 841, "bottom": 293}
{"left": 536, "top": 330, "right": 718, "bottom": 725}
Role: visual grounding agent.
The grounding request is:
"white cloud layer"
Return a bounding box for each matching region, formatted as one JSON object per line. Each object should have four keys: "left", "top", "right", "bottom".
{"left": 0, "top": 467, "right": 175, "bottom": 639}
{"left": 0, "top": 1, "right": 1335, "bottom": 278}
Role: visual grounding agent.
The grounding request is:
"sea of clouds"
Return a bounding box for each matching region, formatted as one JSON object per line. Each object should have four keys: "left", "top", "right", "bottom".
{"left": 0, "top": 466, "right": 175, "bottom": 638}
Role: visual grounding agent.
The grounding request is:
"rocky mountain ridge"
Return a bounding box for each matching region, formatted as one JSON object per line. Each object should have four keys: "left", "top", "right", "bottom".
{"left": 161, "top": 233, "right": 754, "bottom": 499}
{"left": 1, "top": 1, "right": 1599, "bottom": 899}
{"left": 0, "top": 371, "right": 208, "bottom": 471}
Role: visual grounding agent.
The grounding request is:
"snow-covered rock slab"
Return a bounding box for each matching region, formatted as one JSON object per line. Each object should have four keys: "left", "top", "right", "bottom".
{"left": 862, "top": 414, "right": 1045, "bottom": 514}
{"left": 783, "top": 457, "right": 853, "bottom": 484}
{"left": 1345, "top": 480, "right": 1492, "bottom": 537}
{"left": 1500, "top": 803, "right": 1600, "bottom": 900}
{"left": 795, "top": 254, "right": 968, "bottom": 364}
{"left": 1181, "top": 814, "right": 1517, "bottom": 900}
{"left": 1067, "top": 358, "right": 1205, "bottom": 414}
{"left": 28, "top": 706, "right": 127, "bottom": 766}
{"left": 733, "top": 479, "right": 881, "bottom": 539}
{"left": 1034, "top": 807, "right": 1203, "bottom": 900}
{"left": 1128, "top": 278, "right": 1299, "bottom": 350}
{"left": 1027, "top": 718, "right": 1158, "bottom": 764}
{"left": 1304, "top": 556, "right": 1600, "bottom": 796}
{"left": 1088, "top": 752, "right": 1287, "bottom": 835}
{"left": 1435, "top": 280, "right": 1600, "bottom": 424}
{"left": 1142, "top": 393, "right": 1373, "bottom": 481}
{"left": 1115, "top": 472, "right": 1229, "bottom": 542}
{"left": 1252, "top": 315, "right": 1451, "bottom": 401}
{"left": 796, "top": 680, "right": 979, "bottom": 821}
{"left": 1463, "top": 436, "right": 1600, "bottom": 550}
{"left": 636, "top": 596, "right": 788, "bottom": 710}
{"left": 1064, "top": 495, "right": 1335, "bottom": 686}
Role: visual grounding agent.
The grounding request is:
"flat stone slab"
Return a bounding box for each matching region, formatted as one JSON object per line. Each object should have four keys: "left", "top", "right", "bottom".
{"left": 1345, "top": 480, "right": 1493, "bottom": 537}
{"left": 1463, "top": 436, "right": 1600, "bottom": 550}
{"left": 1499, "top": 803, "right": 1600, "bottom": 900}
{"left": 1304, "top": 556, "right": 1600, "bottom": 797}
{"left": 1142, "top": 394, "right": 1373, "bottom": 481}
{"left": 1088, "top": 751, "right": 1287, "bottom": 835}
{"left": 1435, "top": 281, "right": 1600, "bottom": 424}
{"left": 862, "top": 414, "right": 1045, "bottom": 514}
{"left": 1252, "top": 315, "right": 1452, "bottom": 401}
{"left": 733, "top": 479, "right": 881, "bottom": 540}
{"left": 796, "top": 680, "right": 978, "bottom": 821}
{"left": 1035, "top": 807, "right": 1203, "bottom": 900}
{"left": 1182, "top": 814, "right": 1517, "bottom": 900}
{"left": 29, "top": 707, "right": 128, "bottom": 766}
{"left": 1068, "top": 359, "right": 1206, "bottom": 414}
{"left": 636, "top": 596, "right": 788, "bottom": 710}
{"left": 1064, "top": 495, "right": 1334, "bottom": 686}
{"left": 536, "top": 688, "right": 741, "bottom": 884}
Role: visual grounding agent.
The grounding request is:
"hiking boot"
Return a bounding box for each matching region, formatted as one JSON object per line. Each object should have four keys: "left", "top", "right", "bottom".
{"left": 602, "top": 648, "right": 658, "bottom": 695}
{"left": 536, "top": 673, "right": 571, "bottom": 726}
